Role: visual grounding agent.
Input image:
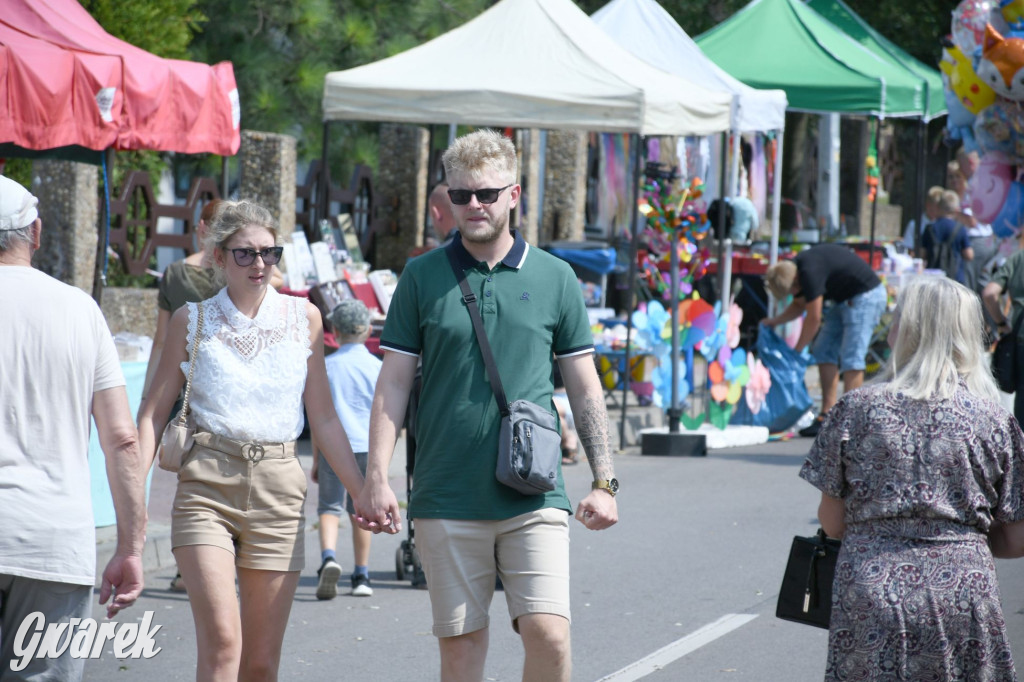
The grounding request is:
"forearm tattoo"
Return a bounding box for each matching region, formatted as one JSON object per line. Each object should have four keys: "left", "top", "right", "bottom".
{"left": 576, "top": 395, "right": 614, "bottom": 479}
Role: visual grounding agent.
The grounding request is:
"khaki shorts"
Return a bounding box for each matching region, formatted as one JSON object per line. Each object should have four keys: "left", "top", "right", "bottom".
{"left": 171, "top": 432, "right": 306, "bottom": 572}
{"left": 415, "top": 508, "right": 571, "bottom": 638}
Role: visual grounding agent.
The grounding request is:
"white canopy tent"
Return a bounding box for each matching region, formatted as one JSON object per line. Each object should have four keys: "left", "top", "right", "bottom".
{"left": 591, "top": 0, "right": 788, "bottom": 265}
{"left": 322, "top": 0, "right": 737, "bottom": 447}
{"left": 322, "top": 0, "right": 733, "bottom": 136}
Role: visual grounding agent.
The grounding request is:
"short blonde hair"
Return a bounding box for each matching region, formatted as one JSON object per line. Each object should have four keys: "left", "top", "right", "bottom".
{"left": 924, "top": 186, "right": 945, "bottom": 206}
{"left": 938, "top": 190, "right": 961, "bottom": 214}
{"left": 441, "top": 129, "right": 517, "bottom": 184}
{"left": 764, "top": 260, "right": 797, "bottom": 300}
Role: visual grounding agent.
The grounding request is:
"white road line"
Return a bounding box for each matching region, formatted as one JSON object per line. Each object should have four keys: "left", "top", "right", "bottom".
{"left": 595, "top": 613, "right": 759, "bottom": 682}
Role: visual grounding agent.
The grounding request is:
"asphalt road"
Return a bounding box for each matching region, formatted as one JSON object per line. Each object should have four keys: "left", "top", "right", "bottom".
{"left": 77, "top": 435, "right": 1024, "bottom": 681}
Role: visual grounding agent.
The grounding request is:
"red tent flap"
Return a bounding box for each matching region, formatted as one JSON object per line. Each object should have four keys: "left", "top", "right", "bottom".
{"left": 0, "top": 0, "right": 239, "bottom": 155}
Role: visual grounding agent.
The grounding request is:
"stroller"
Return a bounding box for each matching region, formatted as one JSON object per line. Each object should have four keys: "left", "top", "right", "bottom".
{"left": 395, "top": 368, "right": 426, "bottom": 588}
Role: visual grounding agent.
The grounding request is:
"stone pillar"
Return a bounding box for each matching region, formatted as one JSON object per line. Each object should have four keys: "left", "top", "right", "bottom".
{"left": 32, "top": 160, "right": 98, "bottom": 293}
{"left": 239, "top": 130, "right": 297, "bottom": 238}
{"left": 375, "top": 124, "right": 429, "bottom": 272}
{"left": 517, "top": 129, "right": 542, "bottom": 245}
{"left": 541, "top": 130, "right": 587, "bottom": 244}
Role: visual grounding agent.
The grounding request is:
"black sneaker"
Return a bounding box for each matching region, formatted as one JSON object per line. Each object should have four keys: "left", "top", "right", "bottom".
{"left": 798, "top": 413, "right": 827, "bottom": 438}
{"left": 351, "top": 574, "right": 373, "bottom": 597}
{"left": 316, "top": 558, "right": 342, "bottom": 600}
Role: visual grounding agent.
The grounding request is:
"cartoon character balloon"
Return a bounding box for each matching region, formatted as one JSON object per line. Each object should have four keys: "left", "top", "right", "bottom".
{"left": 974, "top": 98, "right": 1024, "bottom": 163}
{"left": 970, "top": 152, "right": 1014, "bottom": 222}
{"left": 990, "top": 179, "right": 1024, "bottom": 235}
{"left": 977, "top": 24, "right": 1024, "bottom": 99}
{"left": 953, "top": 0, "right": 1009, "bottom": 56}
{"left": 1003, "top": 0, "right": 1024, "bottom": 33}
{"left": 941, "top": 42, "right": 998, "bottom": 114}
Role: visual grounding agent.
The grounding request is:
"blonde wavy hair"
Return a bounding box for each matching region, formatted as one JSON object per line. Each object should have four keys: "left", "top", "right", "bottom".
{"left": 204, "top": 200, "right": 278, "bottom": 252}
{"left": 879, "top": 276, "right": 999, "bottom": 402}
{"left": 441, "top": 129, "right": 517, "bottom": 184}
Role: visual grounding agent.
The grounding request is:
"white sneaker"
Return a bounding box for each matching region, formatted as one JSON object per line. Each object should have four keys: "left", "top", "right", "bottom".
{"left": 351, "top": 574, "right": 373, "bottom": 597}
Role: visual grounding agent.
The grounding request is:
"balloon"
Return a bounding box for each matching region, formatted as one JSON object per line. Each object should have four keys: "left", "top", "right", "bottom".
{"left": 1004, "top": 0, "right": 1024, "bottom": 32}
{"left": 941, "top": 43, "right": 998, "bottom": 115}
{"left": 952, "top": 0, "right": 1008, "bottom": 56}
{"left": 990, "top": 179, "right": 1024, "bottom": 236}
{"left": 973, "top": 99, "right": 1024, "bottom": 163}
{"left": 970, "top": 152, "right": 1013, "bottom": 221}
{"left": 977, "top": 24, "right": 1024, "bottom": 100}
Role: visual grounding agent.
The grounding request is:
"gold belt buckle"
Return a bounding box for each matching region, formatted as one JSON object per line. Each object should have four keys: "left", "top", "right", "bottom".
{"left": 242, "top": 442, "right": 266, "bottom": 463}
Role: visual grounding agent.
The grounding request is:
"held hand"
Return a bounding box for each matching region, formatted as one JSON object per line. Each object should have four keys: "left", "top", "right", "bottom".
{"left": 574, "top": 490, "right": 618, "bottom": 530}
{"left": 99, "top": 554, "right": 144, "bottom": 619}
{"left": 354, "top": 483, "right": 403, "bottom": 535}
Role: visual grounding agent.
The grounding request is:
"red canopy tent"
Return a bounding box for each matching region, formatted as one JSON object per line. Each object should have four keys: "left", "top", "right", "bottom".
{"left": 0, "top": 0, "right": 239, "bottom": 156}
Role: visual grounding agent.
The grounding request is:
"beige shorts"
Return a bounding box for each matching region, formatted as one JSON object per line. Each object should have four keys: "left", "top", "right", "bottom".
{"left": 415, "top": 508, "right": 571, "bottom": 638}
{"left": 171, "top": 432, "right": 306, "bottom": 572}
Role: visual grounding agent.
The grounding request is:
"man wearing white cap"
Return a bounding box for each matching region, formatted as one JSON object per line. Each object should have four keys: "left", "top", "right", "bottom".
{"left": 0, "top": 176, "right": 148, "bottom": 680}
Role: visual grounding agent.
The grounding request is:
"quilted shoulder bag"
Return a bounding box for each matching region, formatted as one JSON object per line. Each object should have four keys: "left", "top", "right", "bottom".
{"left": 157, "top": 301, "right": 204, "bottom": 472}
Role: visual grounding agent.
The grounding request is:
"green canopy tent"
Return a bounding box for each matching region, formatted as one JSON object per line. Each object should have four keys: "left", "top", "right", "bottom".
{"left": 697, "top": 0, "right": 928, "bottom": 116}
{"left": 697, "top": 0, "right": 946, "bottom": 254}
{"left": 807, "top": 0, "right": 945, "bottom": 121}
{"left": 806, "top": 0, "right": 946, "bottom": 253}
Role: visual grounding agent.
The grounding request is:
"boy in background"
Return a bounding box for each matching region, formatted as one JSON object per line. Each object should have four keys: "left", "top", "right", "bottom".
{"left": 313, "top": 300, "right": 381, "bottom": 599}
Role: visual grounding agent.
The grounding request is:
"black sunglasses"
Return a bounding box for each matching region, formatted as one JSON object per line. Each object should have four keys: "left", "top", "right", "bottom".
{"left": 447, "top": 184, "right": 513, "bottom": 206}
{"left": 230, "top": 246, "right": 283, "bottom": 267}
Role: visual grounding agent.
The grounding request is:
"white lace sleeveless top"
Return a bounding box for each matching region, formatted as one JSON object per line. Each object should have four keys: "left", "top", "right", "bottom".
{"left": 184, "top": 287, "right": 311, "bottom": 442}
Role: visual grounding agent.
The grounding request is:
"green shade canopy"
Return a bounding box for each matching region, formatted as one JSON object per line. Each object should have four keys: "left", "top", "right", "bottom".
{"left": 696, "top": 0, "right": 930, "bottom": 118}
{"left": 807, "top": 0, "right": 945, "bottom": 120}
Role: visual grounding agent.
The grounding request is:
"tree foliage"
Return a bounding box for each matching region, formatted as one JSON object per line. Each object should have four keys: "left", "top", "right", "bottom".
{"left": 571, "top": 0, "right": 959, "bottom": 68}
{"left": 187, "top": 0, "right": 493, "bottom": 177}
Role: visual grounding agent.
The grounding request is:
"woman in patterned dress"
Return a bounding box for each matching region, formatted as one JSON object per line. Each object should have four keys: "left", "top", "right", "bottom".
{"left": 138, "top": 200, "right": 365, "bottom": 680}
{"left": 801, "top": 276, "right": 1024, "bottom": 681}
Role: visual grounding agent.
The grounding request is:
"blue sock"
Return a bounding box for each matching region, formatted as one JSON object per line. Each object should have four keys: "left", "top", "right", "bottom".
{"left": 353, "top": 565, "right": 368, "bottom": 578}
{"left": 322, "top": 549, "right": 337, "bottom": 564}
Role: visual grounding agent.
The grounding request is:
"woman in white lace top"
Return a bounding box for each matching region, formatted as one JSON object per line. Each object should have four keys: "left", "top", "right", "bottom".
{"left": 138, "top": 200, "right": 365, "bottom": 680}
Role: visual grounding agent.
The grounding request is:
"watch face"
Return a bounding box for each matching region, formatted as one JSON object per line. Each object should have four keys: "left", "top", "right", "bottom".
{"left": 608, "top": 478, "right": 619, "bottom": 494}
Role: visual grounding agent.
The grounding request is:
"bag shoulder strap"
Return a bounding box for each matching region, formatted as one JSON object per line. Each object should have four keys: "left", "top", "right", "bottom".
{"left": 177, "top": 301, "right": 204, "bottom": 425}
{"left": 445, "top": 245, "right": 510, "bottom": 418}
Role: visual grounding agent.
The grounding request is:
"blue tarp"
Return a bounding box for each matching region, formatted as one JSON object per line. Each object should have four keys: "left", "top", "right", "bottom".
{"left": 548, "top": 246, "right": 618, "bottom": 274}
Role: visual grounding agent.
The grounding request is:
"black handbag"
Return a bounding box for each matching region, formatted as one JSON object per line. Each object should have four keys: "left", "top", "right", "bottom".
{"left": 776, "top": 528, "right": 841, "bottom": 629}
{"left": 993, "top": 314, "right": 1023, "bottom": 394}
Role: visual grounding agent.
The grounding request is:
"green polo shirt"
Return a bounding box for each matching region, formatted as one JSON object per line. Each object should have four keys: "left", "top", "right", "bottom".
{"left": 381, "top": 231, "right": 594, "bottom": 520}
{"left": 993, "top": 249, "right": 1024, "bottom": 342}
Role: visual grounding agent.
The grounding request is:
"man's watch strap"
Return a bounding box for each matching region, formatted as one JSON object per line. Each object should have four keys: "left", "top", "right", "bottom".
{"left": 592, "top": 478, "right": 619, "bottom": 497}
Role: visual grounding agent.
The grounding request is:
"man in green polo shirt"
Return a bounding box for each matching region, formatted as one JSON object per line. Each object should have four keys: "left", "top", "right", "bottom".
{"left": 357, "top": 129, "right": 618, "bottom": 682}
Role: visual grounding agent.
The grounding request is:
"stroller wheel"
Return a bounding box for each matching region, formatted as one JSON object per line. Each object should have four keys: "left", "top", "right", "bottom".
{"left": 395, "top": 546, "right": 406, "bottom": 581}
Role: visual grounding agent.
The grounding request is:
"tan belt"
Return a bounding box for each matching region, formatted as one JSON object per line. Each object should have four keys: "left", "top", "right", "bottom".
{"left": 193, "top": 431, "right": 297, "bottom": 463}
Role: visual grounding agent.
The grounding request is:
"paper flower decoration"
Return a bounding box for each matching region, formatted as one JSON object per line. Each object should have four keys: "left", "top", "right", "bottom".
{"left": 745, "top": 355, "right": 772, "bottom": 414}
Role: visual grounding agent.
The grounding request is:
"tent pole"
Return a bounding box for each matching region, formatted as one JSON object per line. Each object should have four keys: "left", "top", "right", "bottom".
{"left": 770, "top": 128, "right": 784, "bottom": 266}
{"left": 620, "top": 134, "right": 643, "bottom": 450}
{"left": 729, "top": 130, "right": 741, "bottom": 197}
{"left": 717, "top": 132, "right": 728, "bottom": 298}
{"left": 868, "top": 118, "right": 880, "bottom": 266}
{"left": 914, "top": 118, "right": 927, "bottom": 256}
{"left": 221, "top": 156, "right": 229, "bottom": 199}
{"left": 92, "top": 147, "right": 115, "bottom": 304}
{"left": 317, "top": 121, "right": 331, "bottom": 235}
